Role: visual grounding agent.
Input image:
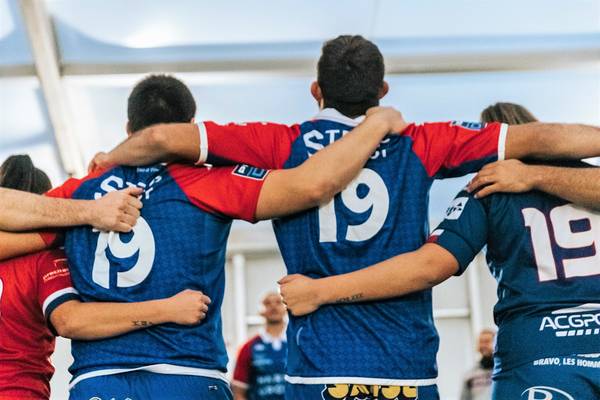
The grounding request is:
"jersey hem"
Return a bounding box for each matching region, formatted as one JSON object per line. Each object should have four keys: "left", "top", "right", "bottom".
{"left": 284, "top": 375, "right": 437, "bottom": 386}
{"left": 69, "top": 364, "right": 228, "bottom": 389}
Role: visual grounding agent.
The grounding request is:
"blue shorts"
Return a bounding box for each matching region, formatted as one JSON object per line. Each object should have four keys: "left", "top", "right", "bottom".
{"left": 69, "top": 371, "right": 233, "bottom": 400}
{"left": 285, "top": 383, "right": 439, "bottom": 400}
{"left": 492, "top": 354, "right": 600, "bottom": 399}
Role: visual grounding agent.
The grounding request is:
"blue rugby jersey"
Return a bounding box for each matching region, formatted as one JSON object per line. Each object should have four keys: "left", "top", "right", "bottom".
{"left": 201, "top": 108, "right": 506, "bottom": 385}
{"left": 429, "top": 162, "right": 600, "bottom": 375}
{"left": 233, "top": 331, "right": 287, "bottom": 400}
{"left": 42, "top": 164, "right": 266, "bottom": 387}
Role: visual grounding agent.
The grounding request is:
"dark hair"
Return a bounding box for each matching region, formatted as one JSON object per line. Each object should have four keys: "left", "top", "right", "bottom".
{"left": 127, "top": 74, "right": 196, "bottom": 132}
{"left": 0, "top": 155, "right": 52, "bottom": 194}
{"left": 317, "top": 35, "right": 385, "bottom": 118}
{"left": 481, "top": 102, "right": 538, "bottom": 125}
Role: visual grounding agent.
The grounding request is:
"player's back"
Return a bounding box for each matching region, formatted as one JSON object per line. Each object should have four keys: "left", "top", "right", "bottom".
{"left": 0, "top": 250, "right": 69, "bottom": 399}
{"left": 58, "top": 164, "right": 233, "bottom": 382}
{"left": 479, "top": 165, "right": 600, "bottom": 373}
{"left": 274, "top": 115, "right": 440, "bottom": 383}
{"left": 197, "top": 108, "right": 504, "bottom": 384}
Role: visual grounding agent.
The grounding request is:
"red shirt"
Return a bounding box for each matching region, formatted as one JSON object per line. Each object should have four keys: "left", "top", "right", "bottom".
{"left": 0, "top": 250, "right": 79, "bottom": 400}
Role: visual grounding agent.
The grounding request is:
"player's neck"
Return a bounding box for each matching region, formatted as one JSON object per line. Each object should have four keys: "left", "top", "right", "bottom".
{"left": 265, "top": 322, "right": 285, "bottom": 338}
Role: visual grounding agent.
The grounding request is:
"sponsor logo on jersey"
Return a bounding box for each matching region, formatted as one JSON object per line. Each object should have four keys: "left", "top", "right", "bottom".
{"left": 445, "top": 197, "right": 469, "bottom": 220}
{"left": 232, "top": 164, "right": 268, "bottom": 180}
{"left": 538, "top": 303, "right": 600, "bottom": 338}
{"left": 521, "top": 386, "right": 574, "bottom": 400}
{"left": 43, "top": 259, "right": 70, "bottom": 282}
{"left": 451, "top": 121, "right": 485, "bottom": 131}
{"left": 321, "top": 384, "right": 417, "bottom": 400}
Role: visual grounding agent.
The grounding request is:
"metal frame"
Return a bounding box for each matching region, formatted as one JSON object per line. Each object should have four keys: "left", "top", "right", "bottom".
{"left": 6, "top": 32, "right": 598, "bottom": 77}
{"left": 19, "top": 0, "right": 85, "bottom": 176}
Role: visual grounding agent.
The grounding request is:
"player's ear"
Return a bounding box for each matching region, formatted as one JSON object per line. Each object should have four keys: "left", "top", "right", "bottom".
{"left": 190, "top": 117, "right": 196, "bottom": 123}
{"left": 126, "top": 121, "right": 133, "bottom": 136}
{"left": 378, "top": 81, "right": 389, "bottom": 100}
{"left": 311, "top": 81, "right": 324, "bottom": 109}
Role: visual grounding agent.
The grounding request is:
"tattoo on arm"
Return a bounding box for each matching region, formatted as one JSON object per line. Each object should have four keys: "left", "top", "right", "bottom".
{"left": 335, "top": 293, "right": 364, "bottom": 304}
{"left": 132, "top": 320, "right": 153, "bottom": 327}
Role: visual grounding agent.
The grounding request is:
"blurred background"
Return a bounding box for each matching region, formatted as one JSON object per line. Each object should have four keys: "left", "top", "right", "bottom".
{"left": 1, "top": 0, "right": 599, "bottom": 398}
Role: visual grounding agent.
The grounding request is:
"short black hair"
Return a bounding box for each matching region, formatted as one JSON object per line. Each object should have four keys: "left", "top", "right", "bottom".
{"left": 127, "top": 74, "right": 196, "bottom": 132}
{"left": 317, "top": 35, "right": 385, "bottom": 118}
{"left": 0, "top": 155, "right": 52, "bottom": 194}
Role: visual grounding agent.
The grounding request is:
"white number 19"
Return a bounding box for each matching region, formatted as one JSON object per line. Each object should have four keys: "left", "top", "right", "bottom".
{"left": 523, "top": 204, "right": 600, "bottom": 281}
{"left": 318, "top": 168, "right": 390, "bottom": 243}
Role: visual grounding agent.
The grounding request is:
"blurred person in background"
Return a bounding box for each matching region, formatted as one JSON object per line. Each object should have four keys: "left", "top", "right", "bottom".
{"left": 278, "top": 102, "right": 600, "bottom": 399}
{"left": 0, "top": 155, "right": 210, "bottom": 400}
{"left": 232, "top": 292, "right": 287, "bottom": 400}
{"left": 460, "top": 329, "right": 495, "bottom": 400}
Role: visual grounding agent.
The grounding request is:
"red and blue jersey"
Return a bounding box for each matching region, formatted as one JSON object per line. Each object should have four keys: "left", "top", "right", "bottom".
{"left": 0, "top": 249, "right": 79, "bottom": 400}
{"left": 232, "top": 331, "right": 287, "bottom": 400}
{"left": 201, "top": 108, "right": 506, "bottom": 385}
{"left": 42, "top": 164, "right": 266, "bottom": 387}
{"left": 429, "top": 161, "right": 600, "bottom": 376}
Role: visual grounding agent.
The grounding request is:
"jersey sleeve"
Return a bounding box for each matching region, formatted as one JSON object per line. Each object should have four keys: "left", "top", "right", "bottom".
{"left": 201, "top": 121, "right": 302, "bottom": 169}
{"left": 406, "top": 121, "right": 508, "bottom": 179}
{"left": 232, "top": 339, "right": 254, "bottom": 389}
{"left": 36, "top": 250, "right": 79, "bottom": 323}
{"left": 168, "top": 164, "right": 269, "bottom": 223}
{"left": 427, "top": 190, "right": 489, "bottom": 275}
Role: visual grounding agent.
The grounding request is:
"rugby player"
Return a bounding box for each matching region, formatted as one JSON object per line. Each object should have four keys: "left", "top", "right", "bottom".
{"left": 90, "top": 36, "right": 600, "bottom": 399}
{"left": 0, "top": 75, "right": 405, "bottom": 399}
{"left": 232, "top": 292, "right": 288, "bottom": 400}
{"left": 279, "top": 103, "right": 600, "bottom": 399}
{"left": 0, "top": 155, "right": 211, "bottom": 400}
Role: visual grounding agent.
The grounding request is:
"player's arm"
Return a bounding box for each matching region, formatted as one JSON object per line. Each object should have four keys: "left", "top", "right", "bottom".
{"left": 232, "top": 386, "right": 248, "bottom": 400}
{"left": 255, "top": 107, "right": 405, "bottom": 220}
{"left": 90, "top": 118, "right": 298, "bottom": 171}
{"left": 468, "top": 160, "right": 600, "bottom": 209}
{"left": 50, "top": 289, "right": 211, "bottom": 340}
{"left": 504, "top": 123, "right": 600, "bottom": 160}
{"left": 89, "top": 123, "right": 200, "bottom": 171}
{"left": 0, "top": 231, "right": 48, "bottom": 260}
{"left": 0, "top": 187, "right": 142, "bottom": 232}
{"left": 280, "top": 190, "right": 487, "bottom": 316}
{"left": 279, "top": 244, "right": 458, "bottom": 316}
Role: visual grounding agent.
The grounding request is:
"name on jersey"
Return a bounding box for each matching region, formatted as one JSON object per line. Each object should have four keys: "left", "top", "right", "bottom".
{"left": 94, "top": 174, "right": 162, "bottom": 201}
{"left": 304, "top": 129, "right": 391, "bottom": 160}
{"left": 451, "top": 121, "right": 485, "bottom": 131}
{"left": 42, "top": 266, "right": 70, "bottom": 283}
{"left": 539, "top": 304, "right": 600, "bottom": 338}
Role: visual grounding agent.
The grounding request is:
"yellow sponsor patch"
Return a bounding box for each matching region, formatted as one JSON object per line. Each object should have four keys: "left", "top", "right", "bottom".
{"left": 321, "top": 384, "right": 418, "bottom": 400}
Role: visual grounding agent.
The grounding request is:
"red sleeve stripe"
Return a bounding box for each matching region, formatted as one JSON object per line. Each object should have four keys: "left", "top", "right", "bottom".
{"left": 427, "top": 229, "right": 444, "bottom": 243}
